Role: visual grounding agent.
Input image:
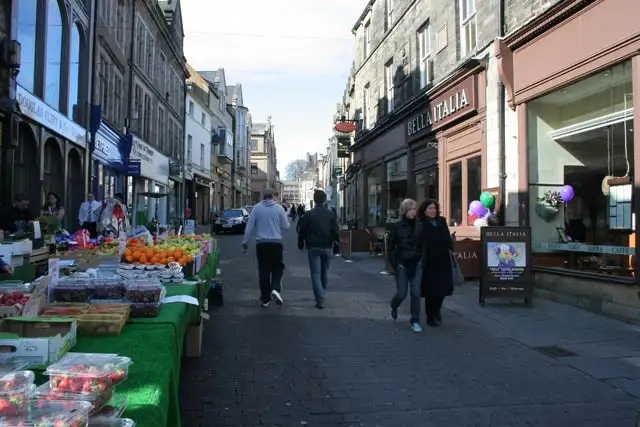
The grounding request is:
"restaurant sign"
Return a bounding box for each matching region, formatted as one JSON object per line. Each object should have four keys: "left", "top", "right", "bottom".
{"left": 479, "top": 226, "right": 533, "bottom": 307}
{"left": 406, "top": 76, "right": 477, "bottom": 139}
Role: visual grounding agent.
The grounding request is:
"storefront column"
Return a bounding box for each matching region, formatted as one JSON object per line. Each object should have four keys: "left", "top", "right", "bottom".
{"left": 631, "top": 55, "right": 640, "bottom": 283}
{"left": 517, "top": 104, "right": 529, "bottom": 226}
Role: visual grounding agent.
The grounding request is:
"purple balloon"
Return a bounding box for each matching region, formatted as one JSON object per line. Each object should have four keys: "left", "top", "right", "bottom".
{"left": 469, "top": 200, "right": 485, "bottom": 216}
{"left": 483, "top": 210, "right": 492, "bottom": 220}
{"left": 559, "top": 185, "right": 575, "bottom": 203}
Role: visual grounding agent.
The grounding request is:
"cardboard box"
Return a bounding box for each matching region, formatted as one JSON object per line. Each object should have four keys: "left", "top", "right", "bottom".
{"left": 59, "top": 249, "right": 102, "bottom": 269}
{"left": 0, "top": 317, "right": 77, "bottom": 368}
{"left": 185, "top": 320, "right": 203, "bottom": 358}
{"left": 12, "top": 240, "right": 33, "bottom": 255}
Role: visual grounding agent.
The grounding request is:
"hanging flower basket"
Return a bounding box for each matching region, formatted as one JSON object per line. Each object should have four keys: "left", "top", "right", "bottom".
{"left": 535, "top": 190, "right": 563, "bottom": 222}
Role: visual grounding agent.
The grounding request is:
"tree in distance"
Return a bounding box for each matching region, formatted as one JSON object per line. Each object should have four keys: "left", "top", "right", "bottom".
{"left": 285, "top": 159, "right": 309, "bottom": 180}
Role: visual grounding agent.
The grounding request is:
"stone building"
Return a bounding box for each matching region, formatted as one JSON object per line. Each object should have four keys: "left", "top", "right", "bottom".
{"left": 250, "top": 117, "right": 278, "bottom": 203}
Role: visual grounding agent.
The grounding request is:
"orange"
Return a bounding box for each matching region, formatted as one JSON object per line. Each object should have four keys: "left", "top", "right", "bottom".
{"left": 124, "top": 249, "right": 132, "bottom": 257}
{"left": 132, "top": 252, "right": 140, "bottom": 261}
{"left": 125, "top": 255, "right": 133, "bottom": 262}
{"left": 178, "top": 257, "right": 187, "bottom": 265}
{"left": 139, "top": 255, "right": 148, "bottom": 263}
{"left": 167, "top": 257, "right": 175, "bottom": 263}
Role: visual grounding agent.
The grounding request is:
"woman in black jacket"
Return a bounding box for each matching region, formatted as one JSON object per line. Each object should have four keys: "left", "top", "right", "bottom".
{"left": 417, "top": 199, "right": 454, "bottom": 327}
{"left": 387, "top": 199, "right": 423, "bottom": 332}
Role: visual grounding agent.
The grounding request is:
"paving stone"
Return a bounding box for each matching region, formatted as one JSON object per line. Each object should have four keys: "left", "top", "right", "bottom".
{"left": 179, "top": 230, "right": 640, "bottom": 426}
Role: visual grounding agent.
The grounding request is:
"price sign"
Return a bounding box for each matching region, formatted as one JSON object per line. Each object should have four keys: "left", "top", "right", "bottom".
{"left": 48, "top": 258, "right": 60, "bottom": 288}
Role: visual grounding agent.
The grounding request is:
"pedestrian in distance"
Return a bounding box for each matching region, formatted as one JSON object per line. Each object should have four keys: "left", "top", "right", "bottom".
{"left": 388, "top": 198, "right": 424, "bottom": 332}
{"left": 297, "top": 190, "right": 339, "bottom": 309}
{"left": 417, "top": 199, "right": 454, "bottom": 327}
{"left": 242, "top": 188, "right": 291, "bottom": 308}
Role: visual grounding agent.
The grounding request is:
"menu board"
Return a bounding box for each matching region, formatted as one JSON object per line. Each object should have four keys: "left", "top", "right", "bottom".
{"left": 479, "top": 226, "right": 533, "bottom": 307}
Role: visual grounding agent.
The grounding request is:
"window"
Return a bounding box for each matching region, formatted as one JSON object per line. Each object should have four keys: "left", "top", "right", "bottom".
{"left": 385, "top": 0, "right": 394, "bottom": 30}
{"left": 436, "top": 24, "right": 448, "bottom": 52}
{"left": 188, "top": 101, "right": 194, "bottom": 115}
{"left": 136, "top": 18, "right": 145, "bottom": 67}
{"left": 115, "top": 1, "right": 124, "bottom": 47}
{"left": 134, "top": 85, "right": 142, "bottom": 131}
{"left": 460, "top": 0, "right": 477, "bottom": 55}
{"left": 187, "top": 135, "right": 192, "bottom": 163}
{"left": 143, "top": 93, "right": 152, "bottom": 140}
{"left": 251, "top": 162, "right": 258, "bottom": 177}
{"left": 362, "top": 84, "right": 369, "bottom": 129}
{"left": 367, "top": 167, "right": 383, "bottom": 226}
{"left": 99, "top": 55, "right": 109, "bottom": 118}
{"left": 250, "top": 139, "right": 258, "bottom": 151}
{"left": 384, "top": 60, "right": 394, "bottom": 113}
{"left": 200, "top": 143, "right": 205, "bottom": 168}
{"left": 201, "top": 112, "right": 206, "bottom": 126}
{"left": 466, "top": 156, "right": 482, "bottom": 225}
{"left": 146, "top": 35, "right": 154, "bottom": 78}
{"left": 167, "top": 120, "right": 174, "bottom": 157}
{"left": 363, "top": 22, "right": 371, "bottom": 58}
{"left": 16, "top": 0, "right": 37, "bottom": 92}
{"left": 113, "top": 73, "right": 122, "bottom": 126}
{"left": 418, "top": 23, "right": 432, "bottom": 88}
{"left": 68, "top": 24, "right": 81, "bottom": 121}
{"left": 449, "top": 162, "right": 462, "bottom": 226}
{"left": 158, "top": 53, "right": 166, "bottom": 93}
{"left": 157, "top": 107, "right": 165, "bottom": 151}
{"left": 176, "top": 127, "right": 183, "bottom": 160}
{"left": 45, "top": 0, "right": 63, "bottom": 108}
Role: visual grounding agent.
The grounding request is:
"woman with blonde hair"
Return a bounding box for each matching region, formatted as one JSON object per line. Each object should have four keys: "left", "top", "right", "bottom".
{"left": 387, "top": 198, "right": 423, "bottom": 332}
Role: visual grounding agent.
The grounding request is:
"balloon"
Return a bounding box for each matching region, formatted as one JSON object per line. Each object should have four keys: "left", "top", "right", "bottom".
{"left": 559, "top": 185, "right": 575, "bottom": 203}
{"left": 469, "top": 200, "right": 485, "bottom": 216}
{"left": 483, "top": 210, "right": 492, "bottom": 220}
{"left": 479, "top": 191, "right": 494, "bottom": 208}
{"left": 473, "top": 218, "right": 488, "bottom": 230}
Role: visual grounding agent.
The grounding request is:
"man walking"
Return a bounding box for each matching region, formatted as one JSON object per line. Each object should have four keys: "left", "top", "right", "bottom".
{"left": 242, "top": 188, "right": 290, "bottom": 307}
{"left": 297, "top": 190, "right": 339, "bottom": 309}
{"left": 78, "top": 193, "right": 101, "bottom": 238}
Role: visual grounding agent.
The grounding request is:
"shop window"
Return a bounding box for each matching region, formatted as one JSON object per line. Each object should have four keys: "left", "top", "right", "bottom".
{"left": 386, "top": 156, "right": 408, "bottom": 222}
{"left": 466, "top": 156, "right": 482, "bottom": 225}
{"left": 17, "top": 0, "right": 38, "bottom": 93}
{"left": 527, "top": 60, "right": 634, "bottom": 277}
{"left": 415, "top": 168, "right": 438, "bottom": 203}
{"left": 417, "top": 22, "right": 432, "bottom": 88}
{"left": 367, "top": 167, "right": 383, "bottom": 226}
{"left": 460, "top": 0, "right": 476, "bottom": 56}
{"left": 449, "top": 162, "right": 462, "bottom": 226}
{"left": 68, "top": 24, "right": 82, "bottom": 121}
{"left": 45, "top": 0, "right": 64, "bottom": 109}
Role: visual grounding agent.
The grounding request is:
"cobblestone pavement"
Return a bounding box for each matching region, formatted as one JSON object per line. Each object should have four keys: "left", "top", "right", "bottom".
{"left": 180, "top": 228, "right": 640, "bottom": 427}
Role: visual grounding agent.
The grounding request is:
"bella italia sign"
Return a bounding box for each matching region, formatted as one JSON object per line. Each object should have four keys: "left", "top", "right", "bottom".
{"left": 407, "top": 77, "right": 476, "bottom": 138}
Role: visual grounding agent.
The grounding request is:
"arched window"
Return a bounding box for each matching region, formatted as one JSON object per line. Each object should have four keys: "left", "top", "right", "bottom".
{"left": 45, "top": 0, "right": 64, "bottom": 109}
{"left": 68, "top": 24, "right": 81, "bottom": 121}
{"left": 16, "top": 0, "right": 38, "bottom": 92}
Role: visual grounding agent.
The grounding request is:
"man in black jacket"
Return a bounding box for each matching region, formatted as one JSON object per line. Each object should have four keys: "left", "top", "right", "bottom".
{"left": 298, "top": 190, "right": 339, "bottom": 309}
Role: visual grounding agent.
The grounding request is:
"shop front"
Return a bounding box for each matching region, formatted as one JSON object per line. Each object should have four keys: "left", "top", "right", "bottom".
{"left": 496, "top": 0, "right": 640, "bottom": 315}
{"left": 15, "top": 84, "right": 88, "bottom": 228}
{"left": 91, "top": 115, "right": 129, "bottom": 204}
{"left": 406, "top": 64, "right": 486, "bottom": 233}
{"left": 129, "top": 136, "right": 170, "bottom": 226}
{"left": 189, "top": 172, "right": 212, "bottom": 225}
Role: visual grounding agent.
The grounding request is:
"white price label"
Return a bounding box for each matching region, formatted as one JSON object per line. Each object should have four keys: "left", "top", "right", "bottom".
{"left": 48, "top": 258, "right": 60, "bottom": 287}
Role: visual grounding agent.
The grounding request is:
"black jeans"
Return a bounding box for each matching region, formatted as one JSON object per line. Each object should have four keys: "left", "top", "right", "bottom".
{"left": 256, "top": 242, "right": 284, "bottom": 303}
{"left": 424, "top": 296, "right": 445, "bottom": 321}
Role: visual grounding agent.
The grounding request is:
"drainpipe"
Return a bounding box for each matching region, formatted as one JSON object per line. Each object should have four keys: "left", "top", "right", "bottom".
{"left": 497, "top": 0, "right": 507, "bottom": 226}
{"left": 86, "top": 0, "right": 98, "bottom": 196}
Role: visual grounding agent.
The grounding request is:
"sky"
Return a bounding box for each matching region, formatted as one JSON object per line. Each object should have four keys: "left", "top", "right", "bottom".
{"left": 181, "top": 0, "right": 366, "bottom": 175}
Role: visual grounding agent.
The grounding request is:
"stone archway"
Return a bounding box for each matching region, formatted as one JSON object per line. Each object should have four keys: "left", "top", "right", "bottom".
{"left": 14, "top": 123, "right": 40, "bottom": 207}
{"left": 43, "top": 138, "right": 64, "bottom": 208}
{"left": 67, "top": 149, "right": 83, "bottom": 230}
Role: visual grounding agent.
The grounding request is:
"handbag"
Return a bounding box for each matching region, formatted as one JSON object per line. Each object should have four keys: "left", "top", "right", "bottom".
{"left": 449, "top": 250, "right": 465, "bottom": 287}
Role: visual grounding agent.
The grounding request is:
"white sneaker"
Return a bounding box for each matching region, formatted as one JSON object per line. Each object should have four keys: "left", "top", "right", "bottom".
{"left": 271, "top": 290, "right": 283, "bottom": 305}
{"left": 261, "top": 301, "right": 270, "bottom": 308}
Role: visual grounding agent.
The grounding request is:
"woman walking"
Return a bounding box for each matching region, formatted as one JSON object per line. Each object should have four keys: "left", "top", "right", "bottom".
{"left": 417, "top": 199, "right": 454, "bottom": 327}
{"left": 388, "top": 199, "right": 423, "bottom": 332}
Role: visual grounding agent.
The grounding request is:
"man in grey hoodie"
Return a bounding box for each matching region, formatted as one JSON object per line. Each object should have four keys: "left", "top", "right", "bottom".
{"left": 242, "top": 188, "right": 291, "bottom": 307}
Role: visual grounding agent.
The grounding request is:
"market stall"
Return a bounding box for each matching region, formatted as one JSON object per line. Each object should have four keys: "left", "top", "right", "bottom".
{"left": 0, "top": 229, "right": 218, "bottom": 427}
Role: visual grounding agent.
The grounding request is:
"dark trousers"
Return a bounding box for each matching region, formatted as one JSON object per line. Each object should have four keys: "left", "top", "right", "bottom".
{"left": 81, "top": 222, "right": 97, "bottom": 238}
{"left": 256, "top": 242, "right": 284, "bottom": 303}
{"left": 424, "top": 296, "right": 445, "bottom": 321}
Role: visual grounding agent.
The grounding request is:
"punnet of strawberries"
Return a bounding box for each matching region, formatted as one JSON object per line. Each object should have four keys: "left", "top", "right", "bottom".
{"left": 45, "top": 353, "right": 132, "bottom": 396}
{"left": 36, "top": 381, "right": 113, "bottom": 413}
{"left": 0, "top": 399, "right": 92, "bottom": 426}
{"left": 0, "top": 371, "right": 35, "bottom": 416}
{"left": 0, "top": 291, "right": 29, "bottom": 306}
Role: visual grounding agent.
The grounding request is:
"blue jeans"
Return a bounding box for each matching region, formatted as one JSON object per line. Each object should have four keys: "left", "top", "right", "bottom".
{"left": 308, "top": 247, "right": 332, "bottom": 304}
{"left": 390, "top": 263, "right": 422, "bottom": 323}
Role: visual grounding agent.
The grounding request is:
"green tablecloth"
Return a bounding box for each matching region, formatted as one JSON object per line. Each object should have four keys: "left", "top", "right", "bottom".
{"left": 74, "top": 283, "right": 197, "bottom": 427}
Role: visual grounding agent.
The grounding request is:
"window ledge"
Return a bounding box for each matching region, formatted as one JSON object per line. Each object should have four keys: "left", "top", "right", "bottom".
{"left": 533, "top": 266, "right": 636, "bottom": 285}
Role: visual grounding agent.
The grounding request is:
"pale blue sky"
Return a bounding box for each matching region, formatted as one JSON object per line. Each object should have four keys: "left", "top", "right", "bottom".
{"left": 182, "top": 0, "right": 366, "bottom": 173}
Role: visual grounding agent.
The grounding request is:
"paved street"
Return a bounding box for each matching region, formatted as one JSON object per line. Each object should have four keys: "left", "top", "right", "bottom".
{"left": 180, "top": 228, "right": 640, "bottom": 427}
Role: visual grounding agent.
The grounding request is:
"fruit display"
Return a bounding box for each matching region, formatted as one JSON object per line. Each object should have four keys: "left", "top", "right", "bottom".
{"left": 124, "top": 281, "right": 165, "bottom": 303}
{"left": 123, "top": 237, "right": 194, "bottom": 267}
{"left": 129, "top": 301, "right": 161, "bottom": 318}
{"left": 0, "top": 371, "right": 35, "bottom": 416}
{"left": 0, "top": 291, "right": 29, "bottom": 306}
{"left": 51, "top": 281, "right": 94, "bottom": 303}
{"left": 92, "top": 279, "right": 125, "bottom": 300}
{"left": 35, "top": 381, "right": 113, "bottom": 412}
{"left": 91, "top": 394, "right": 127, "bottom": 419}
{"left": 0, "top": 399, "right": 93, "bottom": 427}
{"left": 98, "top": 238, "right": 121, "bottom": 257}
{"left": 45, "top": 353, "right": 132, "bottom": 396}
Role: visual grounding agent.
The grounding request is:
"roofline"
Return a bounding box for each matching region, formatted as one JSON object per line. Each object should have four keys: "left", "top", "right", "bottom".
{"left": 351, "top": 0, "right": 375, "bottom": 34}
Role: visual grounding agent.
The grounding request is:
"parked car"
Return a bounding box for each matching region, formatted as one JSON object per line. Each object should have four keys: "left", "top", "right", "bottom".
{"left": 244, "top": 205, "right": 254, "bottom": 214}
{"left": 215, "top": 208, "right": 249, "bottom": 234}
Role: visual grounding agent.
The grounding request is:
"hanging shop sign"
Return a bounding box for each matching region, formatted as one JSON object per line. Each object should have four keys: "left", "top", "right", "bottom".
{"left": 131, "top": 137, "right": 170, "bottom": 185}
{"left": 17, "top": 85, "right": 87, "bottom": 148}
{"left": 337, "top": 135, "right": 350, "bottom": 158}
{"left": 406, "top": 76, "right": 477, "bottom": 140}
{"left": 479, "top": 226, "right": 533, "bottom": 307}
